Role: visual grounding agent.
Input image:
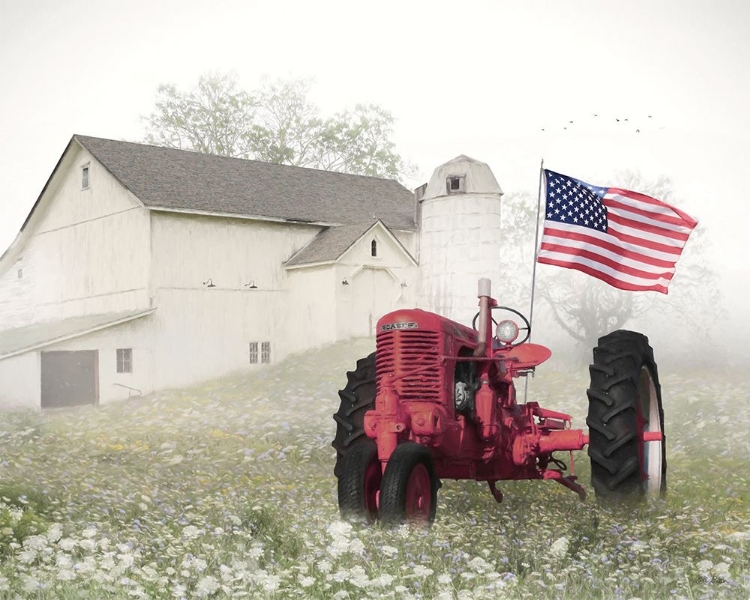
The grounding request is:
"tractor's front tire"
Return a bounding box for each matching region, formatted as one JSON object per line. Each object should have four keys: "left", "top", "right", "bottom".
{"left": 332, "top": 353, "right": 376, "bottom": 478}
{"left": 379, "top": 443, "right": 439, "bottom": 525}
{"left": 337, "top": 440, "right": 381, "bottom": 521}
{"left": 587, "top": 330, "right": 666, "bottom": 503}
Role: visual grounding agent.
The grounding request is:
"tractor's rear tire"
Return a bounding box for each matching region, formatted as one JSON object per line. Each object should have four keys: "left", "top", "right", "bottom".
{"left": 379, "top": 443, "right": 439, "bottom": 525}
{"left": 337, "top": 440, "right": 381, "bottom": 522}
{"left": 587, "top": 330, "right": 666, "bottom": 503}
{"left": 332, "top": 353, "right": 376, "bottom": 478}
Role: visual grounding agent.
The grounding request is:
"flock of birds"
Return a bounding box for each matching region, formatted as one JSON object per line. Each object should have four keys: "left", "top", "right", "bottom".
{"left": 540, "top": 113, "right": 666, "bottom": 134}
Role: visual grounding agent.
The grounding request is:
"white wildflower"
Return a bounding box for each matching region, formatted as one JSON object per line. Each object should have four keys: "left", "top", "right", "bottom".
{"left": 0, "top": 577, "right": 8, "bottom": 591}
{"left": 59, "top": 537, "right": 77, "bottom": 551}
{"left": 22, "top": 576, "right": 40, "bottom": 593}
{"left": 549, "top": 536, "right": 569, "bottom": 559}
{"left": 118, "top": 553, "right": 135, "bottom": 568}
{"left": 79, "top": 538, "right": 97, "bottom": 552}
{"left": 81, "top": 526, "right": 97, "bottom": 538}
{"left": 8, "top": 507, "right": 22, "bottom": 524}
{"left": 195, "top": 575, "right": 220, "bottom": 597}
{"left": 56, "top": 553, "right": 73, "bottom": 569}
{"left": 370, "top": 573, "right": 394, "bottom": 587}
{"left": 23, "top": 535, "right": 48, "bottom": 551}
{"left": 182, "top": 525, "right": 201, "bottom": 539}
{"left": 349, "top": 565, "right": 370, "bottom": 588}
{"left": 317, "top": 559, "right": 332, "bottom": 574}
{"left": 467, "top": 556, "right": 492, "bottom": 573}
{"left": 332, "top": 591, "right": 349, "bottom": 600}
{"left": 713, "top": 562, "right": 731, "bottom": 580}
{"left": 413, "top": 565, "right": 434, "bottom": 577}
{"left": 349, "top": 537, "right": 365, "bottom": 555}
{"left": 298, "top": 575, "right": 315, "bottom": 588}
{"left": 46, "top": 523, "right": 63, "bottom": 543}
{"left": 327, "top": 521, "right": 353, "bottom": 538}
{"left": 380, "top": 545, "right": 399, "bottom": 558}
{"left": 18, "top": 549, "right": 37, "bottom": 564}
{"left": 56, "top": 569, "right": 76, "bottom": 581}
{"left": 261, "top": 573, "right": 280, "bottom": 592}
{"left": 438, "top": 573, "right": 453, "bottom": 585}
{"left": 697, "top": 560, "right": 713, "bottom": 572}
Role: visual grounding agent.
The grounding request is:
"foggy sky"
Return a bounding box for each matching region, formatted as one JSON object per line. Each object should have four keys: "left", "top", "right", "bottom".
{"left": 1, "top": 0, "right": 749, "bottom": 347}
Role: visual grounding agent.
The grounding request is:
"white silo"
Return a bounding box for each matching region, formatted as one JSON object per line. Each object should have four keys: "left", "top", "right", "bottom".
{"left": 417, "top": 155, "right": 504, "bottom": 324}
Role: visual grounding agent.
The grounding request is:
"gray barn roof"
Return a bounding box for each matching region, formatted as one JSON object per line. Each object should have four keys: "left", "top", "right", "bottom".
{"left": 285, "top": 223, "right": 376, "bottom": 267}
{"left": 75, "top": 136, "right": 417, "bottom": 230}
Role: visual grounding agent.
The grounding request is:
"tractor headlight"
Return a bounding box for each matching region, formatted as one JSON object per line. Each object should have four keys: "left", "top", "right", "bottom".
{"left": 496, "top": 320, "right": 519, "bottom": 344}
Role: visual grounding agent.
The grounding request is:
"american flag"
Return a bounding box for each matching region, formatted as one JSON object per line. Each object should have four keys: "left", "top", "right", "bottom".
{"left": 537, "top": 169, "right": 698, "bottom": 294}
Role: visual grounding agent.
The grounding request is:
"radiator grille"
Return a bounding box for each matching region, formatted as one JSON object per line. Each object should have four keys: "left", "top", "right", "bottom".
{"left": 376, "top": 330, "right": 442, "bottom": 401}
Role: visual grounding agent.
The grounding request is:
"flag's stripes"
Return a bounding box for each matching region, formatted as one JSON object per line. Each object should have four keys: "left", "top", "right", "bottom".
{"left": 606, "top": 213, "right": 690, "bottom": 245}
{"left": 537, "top": 255, "right": 670, "bottom": 294}
{"left": 538, "top": 170, "right": 698, "bottom": 294}
{"left": 605, "top": 201, "right": 695, "bottom": 234}
{"left": 541, "top": 223, "right": 681, "bottom": 264}
{"left": 539, "top": 239, "right": 675, "bottom": 277}
{"left": 607, "top": 188, "right": 700, "bottom": 227}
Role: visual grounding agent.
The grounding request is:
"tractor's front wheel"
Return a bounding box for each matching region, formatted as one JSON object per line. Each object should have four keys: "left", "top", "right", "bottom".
{"left": 587, "top": 330, "right": 666, "bottom": 503}
{"left": 379, "top": 443, "right": 439, "bottom": 525}
{"left": 337, "top": 440, "right": 381, "bottom": 521}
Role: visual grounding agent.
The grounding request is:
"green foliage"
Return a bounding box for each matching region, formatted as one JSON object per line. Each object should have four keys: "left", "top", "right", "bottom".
{"left": 143, "top": 73, "right": 416, "bottom": 182}
{"left": 0, "top": 498, "right": 53, "bottom": 557}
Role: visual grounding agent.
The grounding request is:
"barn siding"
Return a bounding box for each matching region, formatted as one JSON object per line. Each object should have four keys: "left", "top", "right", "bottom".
{"left": 0, "top": 145, "right": 151, "bottom": 330}
{"left": 148, "top": 213, "right": 326, "bottom": 388}
{"left": 0, "top": 353, "right": 40, "bottom": 409}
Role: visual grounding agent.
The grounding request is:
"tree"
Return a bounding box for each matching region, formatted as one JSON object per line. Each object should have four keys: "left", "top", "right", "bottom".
{"left": 143, "top": 73, "right": 415, "bottom": 181}
{"left": 497, "top": 173, "right": 721, "bottom": 354}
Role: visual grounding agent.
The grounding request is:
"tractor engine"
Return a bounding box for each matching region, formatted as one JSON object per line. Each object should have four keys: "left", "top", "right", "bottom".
{"left": 364, "top": 296, "right": 587, "bottom": 488}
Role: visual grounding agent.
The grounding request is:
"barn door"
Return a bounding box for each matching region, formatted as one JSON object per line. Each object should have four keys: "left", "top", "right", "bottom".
{"left": 350, "top": 268, "right": 395, "bottom": 337}
{"left": 41, "top": 351, "right": 99, "bottom": 408}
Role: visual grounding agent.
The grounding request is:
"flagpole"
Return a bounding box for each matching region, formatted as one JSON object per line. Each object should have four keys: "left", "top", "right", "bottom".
{"left": 528, "top": 159, "right": 545, "bottom": 341}
{"left": 524, "top": 159, "right": 545, "bottom": 402}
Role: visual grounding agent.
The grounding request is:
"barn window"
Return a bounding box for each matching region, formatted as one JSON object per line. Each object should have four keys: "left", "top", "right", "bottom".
{"left": 249, "top": 342, "right": 259, "bottom": 364}
{"left": 82, "top": 166, "right": 90, "bottom": 189}
{"left": 261, "top": 342, "right": 271, "bottom": 364}
{"left": 17, "top": 268, "right": 23, "bottom": 279}
{"left": 446, "top": 175, "right": 465, "bottom": 194}
{"left": 371, "top": 239, "right": 378, "bottom": 257}
{"left": 116, "top": 348, "right": 132, "bottom": 373}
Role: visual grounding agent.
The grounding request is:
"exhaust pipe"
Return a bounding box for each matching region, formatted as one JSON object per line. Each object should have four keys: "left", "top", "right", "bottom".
{"left": 474, "top": 278, "right": 491, "bottom": 357}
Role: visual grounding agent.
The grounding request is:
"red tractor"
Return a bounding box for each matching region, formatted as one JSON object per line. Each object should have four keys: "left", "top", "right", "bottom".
{"left": 333, "top": 279, "right": 666, "bottom": 524}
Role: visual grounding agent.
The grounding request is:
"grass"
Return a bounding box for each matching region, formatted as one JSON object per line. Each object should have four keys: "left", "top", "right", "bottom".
{"left": 0, "top": 337, "right": 747, "bottom": 598}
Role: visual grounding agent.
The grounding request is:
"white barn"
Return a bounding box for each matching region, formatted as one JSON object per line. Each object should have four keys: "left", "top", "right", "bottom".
{"left": 0, "top": 136, "right": 503, "bottom": 409}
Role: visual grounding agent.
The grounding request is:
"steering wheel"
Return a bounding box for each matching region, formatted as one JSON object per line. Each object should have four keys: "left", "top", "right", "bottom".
{"left": 471, "top": 306, "right": 532, "bottom": 346}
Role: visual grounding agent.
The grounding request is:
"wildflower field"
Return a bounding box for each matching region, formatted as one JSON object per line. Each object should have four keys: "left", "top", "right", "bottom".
{"left": 0, "top": 338, "right": 748, "bottom": 599}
